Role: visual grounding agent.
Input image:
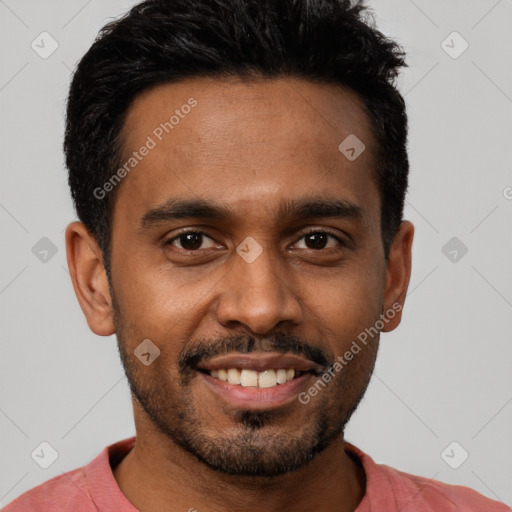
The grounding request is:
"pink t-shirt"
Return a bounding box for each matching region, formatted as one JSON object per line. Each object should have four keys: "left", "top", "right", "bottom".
{"left": 4, "top": 436, "right": 510, "bottom": 511}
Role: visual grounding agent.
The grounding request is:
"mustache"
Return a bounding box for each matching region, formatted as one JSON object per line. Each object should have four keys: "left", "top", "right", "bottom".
{"left": 178, "top": 332, "right": 332, "bottom": 375}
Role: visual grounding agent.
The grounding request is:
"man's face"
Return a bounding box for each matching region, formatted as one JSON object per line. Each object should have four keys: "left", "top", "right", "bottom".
{"left": 109, "top": 77, "right": 389, "bottom": 476}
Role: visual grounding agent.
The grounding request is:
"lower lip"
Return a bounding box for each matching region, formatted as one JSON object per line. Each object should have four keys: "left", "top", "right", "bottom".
{"left": 199, "top": 371, "right": 314, "bottom": 410}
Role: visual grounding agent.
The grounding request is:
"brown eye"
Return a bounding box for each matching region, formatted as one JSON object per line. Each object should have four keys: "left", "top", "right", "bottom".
{"left": 165, "top": 231, "right": 217, "bottom": 251}
{"left": 304, "top": 232, "right": 328, "bottom": 249}
{"left": 295, "top": 230, "right": 345, "bottom": 251}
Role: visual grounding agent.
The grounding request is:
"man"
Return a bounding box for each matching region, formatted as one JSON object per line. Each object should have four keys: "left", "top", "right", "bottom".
{"left": 5, "top": 0, "right": 509, "bottom": 510}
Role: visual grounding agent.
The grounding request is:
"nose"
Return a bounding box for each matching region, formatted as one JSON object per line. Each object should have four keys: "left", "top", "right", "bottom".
{"left": 215, "top": 243, "right": 303, "bottom": 335}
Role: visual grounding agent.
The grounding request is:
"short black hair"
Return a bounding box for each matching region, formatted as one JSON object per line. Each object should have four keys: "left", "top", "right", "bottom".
{"left": 64, "top": 0, "right": 408, "bottom": 282}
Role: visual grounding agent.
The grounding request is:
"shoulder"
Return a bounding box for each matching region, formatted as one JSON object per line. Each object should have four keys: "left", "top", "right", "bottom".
{"left": 3, "top": 437, "right": 136, "bottom": 512}
{"left": 2, "top": 466, "right": 92, "bottom": 512}
{"left": 346, "top": 442, "right": 511, "bottom": 512}
{"left": 386, "top": 465, "right": 510, "bottom": 511}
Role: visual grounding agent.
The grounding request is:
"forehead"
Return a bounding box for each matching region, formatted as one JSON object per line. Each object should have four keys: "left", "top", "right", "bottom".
{"left": 114, "top": 76, "right": 379, "bottom": 228}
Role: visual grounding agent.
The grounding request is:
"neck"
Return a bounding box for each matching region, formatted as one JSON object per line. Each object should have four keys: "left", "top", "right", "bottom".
{"left": 114, "top": 413, "right": 366, "bottom": 512}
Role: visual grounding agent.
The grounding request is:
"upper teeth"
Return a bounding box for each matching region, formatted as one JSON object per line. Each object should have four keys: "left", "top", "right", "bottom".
{"left": 210, "top": 368, "right": 297, "bottom": 388}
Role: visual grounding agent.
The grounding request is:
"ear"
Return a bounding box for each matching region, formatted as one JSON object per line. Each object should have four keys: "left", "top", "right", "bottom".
{"left": 381, "top": 220, "right": 414, "bottom": 332}
{"left": 65, "top": 221, "right": 115, "bottom": 336}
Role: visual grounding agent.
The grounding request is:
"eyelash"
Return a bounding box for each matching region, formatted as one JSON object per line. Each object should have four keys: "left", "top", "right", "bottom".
{"left": 163, "top": 228, "right": 347, "bottom": 253}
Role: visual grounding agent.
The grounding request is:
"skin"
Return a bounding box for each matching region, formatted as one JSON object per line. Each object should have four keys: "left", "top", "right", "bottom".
{"left": 66, "top": 76, "right": 414, "bottom": 512}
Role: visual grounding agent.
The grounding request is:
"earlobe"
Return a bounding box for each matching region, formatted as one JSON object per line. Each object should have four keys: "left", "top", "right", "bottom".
{"left": 381, "top": 220, "right": 414, "bottom": 332}
{"left": 65, "top": 221, "right": 116, "bottom": 336}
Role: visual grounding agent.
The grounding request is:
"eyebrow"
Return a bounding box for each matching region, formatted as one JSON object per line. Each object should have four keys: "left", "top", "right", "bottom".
{"left": 140, "top": 196, "right": 363, "bottom": 230}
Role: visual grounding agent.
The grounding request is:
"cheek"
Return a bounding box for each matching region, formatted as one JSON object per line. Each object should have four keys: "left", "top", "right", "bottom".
{"left": 114, "top": 261, "right": 189, "bottom": 321}
{"left": 113, "top": 275, "right": 214, "bottom": 377}
{"left": 305, "top": 265, "right": 384, "bottom": 340}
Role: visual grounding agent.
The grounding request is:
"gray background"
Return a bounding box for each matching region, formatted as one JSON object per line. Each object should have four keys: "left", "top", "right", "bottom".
{"left": 1, "top": 0, "right": 511, "bottom": 507}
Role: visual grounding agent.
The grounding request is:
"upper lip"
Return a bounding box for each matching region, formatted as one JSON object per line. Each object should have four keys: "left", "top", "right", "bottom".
{"left": 197, "top": 352, "right": 323, "bottom": 374}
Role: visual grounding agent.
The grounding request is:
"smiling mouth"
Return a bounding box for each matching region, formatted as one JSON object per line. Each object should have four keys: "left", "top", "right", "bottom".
{"left": 197, "top": 367, "right": 313, "bottom": 389}
{"left": 195, "top": 351, "right": 324, "bottom": 398}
